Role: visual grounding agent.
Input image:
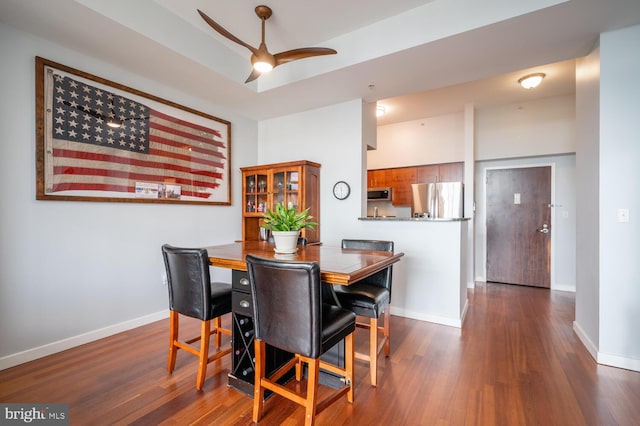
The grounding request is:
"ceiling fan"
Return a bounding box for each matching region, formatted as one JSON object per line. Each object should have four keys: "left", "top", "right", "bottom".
{"left": 197, "top": 5, "right": 337, "bottom": 83}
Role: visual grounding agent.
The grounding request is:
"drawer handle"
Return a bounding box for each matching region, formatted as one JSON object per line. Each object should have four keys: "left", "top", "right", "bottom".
{"left": 239, "top": 278, "right": 250, "bottom": 286}
{"left": 239, "top": 300, "right": 250, "bottom": 308}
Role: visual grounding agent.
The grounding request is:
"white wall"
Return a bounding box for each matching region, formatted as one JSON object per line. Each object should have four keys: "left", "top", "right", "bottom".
{"left": 370, "top": 112, "right": 465, "bottom": 169}
{"left": 475, "top": 94, "right": 576, "bottom": 160}
{"left": 0, "top": 23, "right": 258, "bottom": 368}
{"left": 597, "top": 25, "right": 640, "bottom": 370}
{"left": 474, "top": 155, "right": 576, "bottom": 291}
{"left": 574, "top": 43, "right": 601, "bottom": 357}
{"left": 258, "top": 99, "right": 367, "bottom": 243}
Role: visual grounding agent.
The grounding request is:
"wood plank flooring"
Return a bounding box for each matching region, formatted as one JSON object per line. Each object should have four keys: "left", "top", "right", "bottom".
{"left": 1, "top": 283, "right": 639, "bottom": 425}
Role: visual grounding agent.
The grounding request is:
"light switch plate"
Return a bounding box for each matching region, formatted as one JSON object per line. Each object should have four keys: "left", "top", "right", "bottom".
{"left": 617, "top": 208, "right": 629, "bottom": 223}
{"left": 514, "top": 193, "right": 521, "bottom": 205}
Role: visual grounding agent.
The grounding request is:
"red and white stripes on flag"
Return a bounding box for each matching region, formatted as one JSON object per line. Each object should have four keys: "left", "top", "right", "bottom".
{"left": 45, "top": 71, "right": 227, "bottom": 199}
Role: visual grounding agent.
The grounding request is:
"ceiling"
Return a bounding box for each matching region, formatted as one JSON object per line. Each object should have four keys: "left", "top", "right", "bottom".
{"left": 1, "top": 0, "right": 640, "bottom": 125}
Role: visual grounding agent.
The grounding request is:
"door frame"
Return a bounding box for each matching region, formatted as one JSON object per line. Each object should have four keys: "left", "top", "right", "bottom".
{"left": 481, "top": 162, "right": 557, "bottom": 288}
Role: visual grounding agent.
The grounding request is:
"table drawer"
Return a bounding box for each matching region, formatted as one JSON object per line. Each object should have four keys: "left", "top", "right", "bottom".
{"left": 232, "top": 291, "right": 253, "bottom": 317}
{"left": 232, "top": 270, "right": 251, "bottom": 293}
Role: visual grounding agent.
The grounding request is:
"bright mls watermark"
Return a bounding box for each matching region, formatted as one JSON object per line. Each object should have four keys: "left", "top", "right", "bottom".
{"left": 1, "top": 404, "right": 68, "bottom": 425}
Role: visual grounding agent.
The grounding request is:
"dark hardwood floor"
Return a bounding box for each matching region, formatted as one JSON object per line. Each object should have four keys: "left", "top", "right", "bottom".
{"left": 1, "top": 283, "right": 639, "bottom": 425}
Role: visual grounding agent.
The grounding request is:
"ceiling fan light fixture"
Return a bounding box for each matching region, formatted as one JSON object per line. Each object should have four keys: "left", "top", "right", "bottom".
{"left": 253, "top": 60, "right": 274, "bottom": 73}
{"left": 518, "top": 72, "right": 545, "bottom": 89}
{"left": 198, "top": 6, "right": 337, "bottom": 83}
{"left": 251, "top": 51, "right": 276, "bottom": 73}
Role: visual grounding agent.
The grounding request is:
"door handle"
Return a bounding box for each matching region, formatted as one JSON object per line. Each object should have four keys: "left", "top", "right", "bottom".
{"left": 537, "top": 224, "right": 549, "bottom": 234}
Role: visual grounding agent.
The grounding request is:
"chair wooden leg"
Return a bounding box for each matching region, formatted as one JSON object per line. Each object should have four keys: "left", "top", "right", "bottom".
{"left": 253, "top": 340, "right": 266, "bottom": 423}
{"left": 195, "top": 320, "right": 211, "bottom": 390}
{"left": 305, "top": 358, "right": 320, "bottom": 426}
{"left": 383, "top": 305, "right": 391, "bottom": 357}
{"left": 167, "top": 311, "right": 179, "bottom": 373}
{"left": 369, "top": 317, "right": 378, "bottom": 387}
{"left": 295, "top": 357, "right": 303, "bottom": 381}
{"left": 345, "top": 331, "right": 354, "bottom": 403}
{"left": 213, "top": 316, "right": 222, "bottom": 348}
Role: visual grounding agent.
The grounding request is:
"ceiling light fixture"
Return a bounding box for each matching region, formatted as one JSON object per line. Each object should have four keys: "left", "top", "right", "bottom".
{"left": 518, "top": 73, "right": 545, "bottom": 89}
{"left": 376, "top": 106, "right": 386, "bottom": 117}
{"left": 251, "top": 50, "right": 276, "bottom": 73}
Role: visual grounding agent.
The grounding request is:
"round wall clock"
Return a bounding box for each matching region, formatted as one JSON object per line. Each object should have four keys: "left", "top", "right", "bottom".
{"left": 332, "top": 181, "right": 351, "bottom": 200}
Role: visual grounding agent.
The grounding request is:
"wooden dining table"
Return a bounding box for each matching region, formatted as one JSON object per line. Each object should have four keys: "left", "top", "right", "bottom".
{"left": 203, "top": 240, "right": 404, "bottom": 396}
{"left": 205, "top": 240, "right": 404, "bottom": 285}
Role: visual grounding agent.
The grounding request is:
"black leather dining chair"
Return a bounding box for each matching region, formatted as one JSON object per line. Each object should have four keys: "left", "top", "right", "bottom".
{"left": 161, "top": 244, "right": 232, "bottom": 390}
{"left": 333, "top": 239, "right": 394, "bottom": 387}
{"left": 246, "top": 254, "right": 356, "bottom": 426}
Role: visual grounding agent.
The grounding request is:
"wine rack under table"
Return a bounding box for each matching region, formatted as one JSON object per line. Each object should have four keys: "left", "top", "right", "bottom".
{"left": 228, "top": 270, "right": 295, "bottom": 396}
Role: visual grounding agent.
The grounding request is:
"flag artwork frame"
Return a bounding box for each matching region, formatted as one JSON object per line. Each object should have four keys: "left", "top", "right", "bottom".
{"left": 35, "top": 56, "right": 231, "bottom": 205}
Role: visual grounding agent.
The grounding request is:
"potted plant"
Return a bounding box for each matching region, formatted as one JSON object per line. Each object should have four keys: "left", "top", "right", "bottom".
{"left": 261, "top": 203, "right": 317, "bottom": 253}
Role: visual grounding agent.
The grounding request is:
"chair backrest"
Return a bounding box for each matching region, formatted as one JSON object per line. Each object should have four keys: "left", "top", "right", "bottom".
{"left": 341, "top": 239, "right": 394, "bottom": 298}
{"left": 161, "top": 244, "right": 212, "bottom": 321}
{"left": 246, "top": 254, "right": 322, "bottom": 358}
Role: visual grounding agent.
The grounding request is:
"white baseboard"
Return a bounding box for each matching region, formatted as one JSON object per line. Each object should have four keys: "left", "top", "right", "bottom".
{"left": 551, "top": 283, "right": 576, "bottom": 292}
{"left": 460, "top": 298, "right": 469, "bottom": 325}
{"left": 0, "top": 310, "right": 169, "bottom": 371}
{"left": 391, "top": 306, "right": 462, "bottom": 328}
{"left": 573, "top": 320, "right": 639, "bottom": 373}
{"left": 597, "top": 352, "right": 640, "bottom": 372}
{"left": 573, "top": 320, "right": 598, "bottom": 360}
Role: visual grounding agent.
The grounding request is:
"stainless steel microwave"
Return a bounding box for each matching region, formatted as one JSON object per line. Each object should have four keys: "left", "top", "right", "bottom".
{"left": 367, "top": 188, "right": 392, "bottom": 201}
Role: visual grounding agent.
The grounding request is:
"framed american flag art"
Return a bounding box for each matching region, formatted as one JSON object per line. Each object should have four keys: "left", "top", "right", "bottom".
{"left": 35, "top": 56, "right": 231, "bottom": 205}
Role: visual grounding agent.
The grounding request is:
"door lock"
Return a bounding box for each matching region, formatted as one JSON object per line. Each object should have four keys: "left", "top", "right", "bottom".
{"left": 537, "top": 224, "right": 549, "bottom": 234}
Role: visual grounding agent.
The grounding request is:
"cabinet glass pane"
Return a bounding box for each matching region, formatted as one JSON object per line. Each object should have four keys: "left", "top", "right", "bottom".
{"left": 246, "top": 175, "right": 256, "bottom": 193}
{"left": 273, "top": 191, "right": 284, "bottom": 206}
{"left": 287, "top": 171, "right": 299, "bottom": 191}
{"left": 272, "top": 171, "right": 285, "bottom": 195}
{"left": 245, "top": 194, "right": 256, "bottom": 213}
{"left": 256, "top": 174, "right": 267, "bottom": 193}
{"left": 285, "top": 193, "right": 299, "bottom": 210}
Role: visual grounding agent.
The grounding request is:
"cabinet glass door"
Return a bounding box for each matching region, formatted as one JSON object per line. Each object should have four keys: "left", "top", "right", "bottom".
{"left": 245, "top": 173, "right": 268, "bottom": 214}
{"left": 272, "top": 170, "right": 299, "bottom": 210}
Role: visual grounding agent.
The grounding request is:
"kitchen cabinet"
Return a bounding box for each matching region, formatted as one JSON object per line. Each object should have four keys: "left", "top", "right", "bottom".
{"left": 416, "top": 162, "right": 463, "bottom": 183}
{"left": 416, "top": 164, "right": 439, "bottom": 183}
{"left": 390, "top": 167, "right": 416, "bottom": 206}
{"left": 437, "top": 162, "right": 464, "bottom": 182}
{"left": 241, "top": 160, "right": 320, "bottom": 243}
{"left": 368, "top": 162, "right": 463, "bottom": 206}
{"left": 367, "top": 168, "right": 390, "bottom": 188}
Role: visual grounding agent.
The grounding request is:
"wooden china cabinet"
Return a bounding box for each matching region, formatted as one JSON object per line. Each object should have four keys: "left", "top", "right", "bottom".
{"left": 240, "top": 160, "right": 320, "bottom": 243}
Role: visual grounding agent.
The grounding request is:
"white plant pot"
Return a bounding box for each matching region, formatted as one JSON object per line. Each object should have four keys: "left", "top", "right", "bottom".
{"left": 271, "top": 230, "right": 300, "bottom": 254}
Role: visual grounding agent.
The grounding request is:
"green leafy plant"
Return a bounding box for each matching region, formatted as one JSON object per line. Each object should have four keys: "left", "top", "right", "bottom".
{"left": 261, "top": 203, "right": 317, "bottom": 232}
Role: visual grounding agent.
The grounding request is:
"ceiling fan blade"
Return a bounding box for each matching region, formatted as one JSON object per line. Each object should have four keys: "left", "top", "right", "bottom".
{"left": 245, "top": 68, "right": 262, "bottom": 83}
{"left": 274, "top": 47, "right": 337, "bottom": 66}
{"left": 197, "top": 9, "right": 258, "bottom": 55}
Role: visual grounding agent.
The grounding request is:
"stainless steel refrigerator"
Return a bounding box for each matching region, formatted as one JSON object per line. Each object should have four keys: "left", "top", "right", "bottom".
{"left": 411, "top": 182, "right": 464, "bottom": 218}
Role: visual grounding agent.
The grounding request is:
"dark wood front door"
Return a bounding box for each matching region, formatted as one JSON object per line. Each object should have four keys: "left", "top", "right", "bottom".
{"left": 486, "top": 167, "right": 551, "bottom": 288}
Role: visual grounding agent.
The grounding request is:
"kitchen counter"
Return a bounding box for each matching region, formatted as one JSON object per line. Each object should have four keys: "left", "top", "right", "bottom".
{"left": 359, "top": 216, "right": 469, "bottom": 222}
{"left": 344, "top": 218, "right": 469, "bottom": 328}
